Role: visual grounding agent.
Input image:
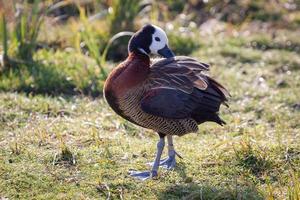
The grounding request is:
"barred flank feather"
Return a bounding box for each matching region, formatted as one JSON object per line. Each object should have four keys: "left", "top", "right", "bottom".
{"left": 119, "top": 87, "right": 199, "bottom": 136}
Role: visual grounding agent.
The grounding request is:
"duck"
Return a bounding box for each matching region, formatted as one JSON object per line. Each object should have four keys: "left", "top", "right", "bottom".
{"left": 104, "top": 24, "right": 230, "bottom": 180}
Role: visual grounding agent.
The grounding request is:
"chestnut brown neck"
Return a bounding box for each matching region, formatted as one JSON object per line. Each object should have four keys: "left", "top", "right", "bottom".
{"left": 104, "top": 52, "right": 150, "bottom": 97}
{"left": 127, "top": 51, "right": 150, "bottom": 66}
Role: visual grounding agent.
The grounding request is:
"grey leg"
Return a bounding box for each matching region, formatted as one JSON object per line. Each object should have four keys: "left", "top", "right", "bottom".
{"left": 129, "top": 137, "right": 165, "bottom": 180}
{"left": 167, "top": 135, "right": 175, "bottom": 156}
{"left": 148, "top": 135, "right": 181, "bottom": 170}
{"left": 150, "top": 137, "right": 165, "bottom": 175}
{"left": 159, "top": 135, "right": 177, "bottom": 169}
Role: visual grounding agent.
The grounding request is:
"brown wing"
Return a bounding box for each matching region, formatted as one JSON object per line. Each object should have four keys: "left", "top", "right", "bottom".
{"left": 149, "top": 56, "right": 223, "bottom": 92}
{"left": 147, "top": 56, "right": 230, "bottom": 103}
{"left": 148, "top": 56, "right": 209, "bottom": 93}
{"left": 141, "top": 56, "right": 230, "bottom": 124}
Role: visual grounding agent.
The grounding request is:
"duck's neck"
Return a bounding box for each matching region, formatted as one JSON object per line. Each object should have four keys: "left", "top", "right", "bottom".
{"left": 127, "top": 51, "right": 150, "bottom": 66}
{"left": 121, "top": 51, "right": 150, "bottom": 88}
{"left": 124, "top": 51, "right": 150, "bottom": 79}
{"left": 105, "top": 51, "right": 150, "bottom": 97}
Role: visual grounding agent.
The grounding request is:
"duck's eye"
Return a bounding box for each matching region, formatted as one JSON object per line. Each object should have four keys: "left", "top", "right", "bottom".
{"left": 155, "top": 37, "right": 160, "bottom": 42}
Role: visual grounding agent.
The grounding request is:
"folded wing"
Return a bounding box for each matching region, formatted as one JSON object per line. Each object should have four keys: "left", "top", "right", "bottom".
{"left": 141, "top": 56, "right": 230, "bottom": 125}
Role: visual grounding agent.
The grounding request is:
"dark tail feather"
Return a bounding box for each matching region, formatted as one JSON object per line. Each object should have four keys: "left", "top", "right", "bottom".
{"left": 208, "top": 77, "right": 231, "bottom": 100}
{"left": 193, "top": 89, "right": 222, "bottom": 112}
{"left": 192, "top": 112, "right": 226, "bottom": 126}
{"left": 209, "top": 113, "right": 226, "bottom": 126}
{"left": 217, "top": 116, "right": 226, "bottom": 126}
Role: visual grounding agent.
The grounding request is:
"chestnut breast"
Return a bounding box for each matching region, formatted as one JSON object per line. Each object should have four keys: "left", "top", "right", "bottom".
{"left": 104, "top": 53, "right": 150, "bottom": 118}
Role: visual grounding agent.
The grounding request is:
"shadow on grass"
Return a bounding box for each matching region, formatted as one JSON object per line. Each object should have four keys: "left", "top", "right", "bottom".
{"left": 158, "top": 183, "right": 263, "bottom": 200}
{"left": 0, "top": 60, "right": 74, "bottom": 95}
{"left": 0, "top": 59, "right": 102, "bottom": 97}
{"left": 157, "top": 162, "right": 264, "bottom": 200}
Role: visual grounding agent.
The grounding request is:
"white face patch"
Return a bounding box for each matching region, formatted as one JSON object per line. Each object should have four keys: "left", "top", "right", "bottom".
{"left": 149, "top": 25, "right": 168, "bottom": 54}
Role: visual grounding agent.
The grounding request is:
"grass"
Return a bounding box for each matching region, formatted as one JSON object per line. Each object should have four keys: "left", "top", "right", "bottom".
{"left": 0, "top": 0, "right": 300, "bottom": 199}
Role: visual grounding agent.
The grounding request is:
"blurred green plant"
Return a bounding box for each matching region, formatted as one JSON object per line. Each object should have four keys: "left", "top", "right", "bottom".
{"left": 0, "top": 14, "right": 9, "bottom": 69}
{"left": 77, "top": 4, "right": 134, "bottom": 80}
{"left": 100, "top": 31, "right": 134, "bottom": 65}
{"left": 185, "top": 0, "right": 293, "bottom": 25}
{"left": 164, "top": 0, "right": 185, "bottom": 15}
{"left": 0, "top": 0, "right": 76, "bottom": 95}
{"left": 0, "top": 0, "right": 45, "bottom": 70}
{"left": 77, "top": 5, "right": 108, "bottom": 79}
{"left": 107, "top": 0, "right": 141, "bottom": 34}
{"left": 104, "top": 0, "right": 149, "bottom": 61}
{"left": 249, "top": 35, "right": 300, "bottom": 53}
{"left": 168, "top": 32, "right": 200, "bottom": 55}
{"left": 13, "top": 0, "right": 44, "bottom": 62}
{"left": 0, "top": 0, "right": 137, "bottom": 95}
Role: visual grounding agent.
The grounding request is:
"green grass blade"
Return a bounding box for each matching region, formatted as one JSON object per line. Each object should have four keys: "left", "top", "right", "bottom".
{"left": 100, "top": 31, "right": 134, "bottom": 67}
{"left": 30, "top": 0, "right": 42, "bottom": 42}
{"left": 1, "top": 13, "right": 8, "bottom": 58}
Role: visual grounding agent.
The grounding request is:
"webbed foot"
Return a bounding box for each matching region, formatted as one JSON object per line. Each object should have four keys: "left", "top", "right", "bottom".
{"left": 147, "top": 150, "right": 182, "bottom": 170}
{"left": 129, "top": 170, "right": 158, "bottom": 181}
{"left": 159, "top": 154, "right": 176, "bottom": 169}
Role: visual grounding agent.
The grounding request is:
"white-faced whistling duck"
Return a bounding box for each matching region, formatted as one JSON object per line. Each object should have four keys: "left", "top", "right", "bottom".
{"left": 104, "top": 24, "right": 230, "bottom": 180}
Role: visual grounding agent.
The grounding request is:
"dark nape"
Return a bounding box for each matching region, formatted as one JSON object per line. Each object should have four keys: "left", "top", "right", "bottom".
{"left": 128, "top": 24, "right": 155, "bottom": 54}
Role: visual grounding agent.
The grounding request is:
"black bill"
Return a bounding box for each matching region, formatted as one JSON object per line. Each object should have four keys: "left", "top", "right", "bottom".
{"left": 157, "top": 45, "right": 175, "bottom": 58}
